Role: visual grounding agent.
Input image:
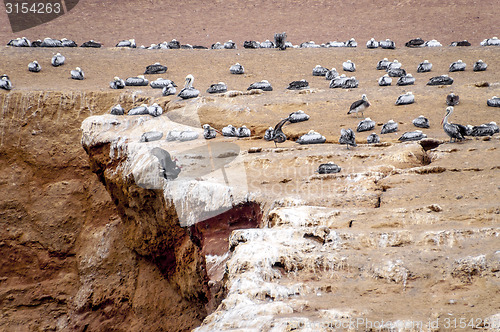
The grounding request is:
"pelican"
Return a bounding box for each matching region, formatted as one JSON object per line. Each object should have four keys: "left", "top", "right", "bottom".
{"left": 116, "top": 39, "right": 136, "bottom": 48}
{"left": 446, "top": 93, "right": 459, "bottom": 106}
{"left": 357, "top": 117, "right": 375, "bottom": 132}
{"left": 381, "top": 120, "right": 398, "bottom": 134}
{"left": 274, "top": 32, "right": 287, "bottom": 50}
{"left": 167, "top": 39, "right": 180, "bottom": 49}
{"left": 317, "top": 162, "right": 341, "bottom": 174}
{"left": 237, "top": 125, "right": 251, "bottom": 137}
{"left": 150, "top": 148, "right": 181, "bottom": 180}
{"left": 70, "top": 67, "right": 84, "bottom": 80}
{"left": 297, "top": 130, "right": 326, "bottom": 145}
{"left": 224, "top": 40, "right": 236, "bottom": 49}
{"left": 387, "top": 67, "right": 406, "bottom": 77}
{"left": 80, "top": 40, "right": 102, "bottom": 48}
{"left": 397, "top": 74, "right": 415, "bottom": 86}
{"left": 203, "top": 124, "right": 220, "bottom": 139}
{"left": 398, "top": 131, "right": 427, "bottom": 141}
{"left": 110, "top": 77, "right": 125, "bottom": 89}
{"left": 339, "top": 128, "right": 356, "bottom": 149}
{"left": 325, "top": 68, "right": 339, "bottom": 80}
{"left": 211, "top": 42, "right": 224, "bottom": 49}
{"left": 178, "top": 74, "right": 200, "bottom": 99}
{"left": 147, "top": 103, "right": 163, "bottom": 117}
{"left": 288, "top": 110, "right": 310, "bottom": 123}
{"left": 380, "top": 39, "right": 395, "bottom": 49}
{"left": 264, "top": 127, "right": 274, "bottom": 141}
{"left": 378, "top": 74, "right": 392, "bottom": 86}
{"left": 449, "top": 60, "right": 466, "bottom": 72}
{"left": 41, "top": 37, "right": 62, "bottom": 47}
{"left": 345, "top": 38, "right": 357, "bottom": 47}
{"left": 487, "top": 96, "right": 500, "bottom": 107}
{"left": 312, "top": 65, "right": 328, "bottom": 76}
{"left": 467, "top": 123, "right": 498, "bottom": 137}
{"left": 395, "top": 92, "right": 414, "bottom": 105}
{"left": 260, "top": 40, "right": 274, "bottom": 48}
{"left": 387, "top": 60, "right": 402, "bottom": 70}
{"left": 405, "top": 38, "right": 424, "bottom": 47}
{"left": 28, "top": 61, "right": 41, "bottom": 73}
{"left": 366, "top": 38, "right": 379, "bottom": 48}
{"left": 0, "top": 76, "right": 13, "bottom": 90}
{"left": 162, "top": 83, "right": 177, "bottom": 96}
{"left": 343, "top": 76, "right": 359, "bottom": 89}
{"left": 425, "top": 39, "right": 442, "bottom": 47}
{"left": 51, "top": 53, "right": 65, "bottom": 67}
{"left": 427, "top": 75, "right": 453, "bottom": 85}
{"left": 330, "top": 74, "right": 348, "bottom": 88}
{"left": 206, "top": 82, "right": 227, "bottom": 94}
{"left": 343, "top": 60, "right": 356, "bottom": 72}
{"left": 376, "top": 58, "right": 391, "bottom": 70}
{"left": 150, "top": 78, "right": 176, "bottom": 89}
{"left": 145, "top": 63, "right": 168, "bottom": 74}
{"left": 244, "top": 40, "right": 260, "bottom": 49}
{"left": 473, "top": 60, "right": 488, "bottom": 72}
{"left": 450, "top": 40, "right": 471, "bottom": 46}
{"left": 348, "top": 94, "right": 370, "bottom": 118}
{"left": 125, "top": 75, "right": 149, "bottom": 86}
{"left": 287, "top": 79, "right": 309, "bottom": 90}
{"left": 61, "top": 38, "right": 77, "bottom": 47}
{"left": 367, "top": 133, "right": 380, "bottom": 144}
{"left": 179, "top": 131, "right": 199, "bottom": 142}
{"left": 413, "top": 115, "right": 430, "bottom": 128}
{"left": 230, "top": 63, "right": 244, "bottom": 74}
{"left": 442, "top": 106, "right": 468, "bottom": 142}
{"left": 222, "top": 125, "right": 237, "bottom": 137}
{"left": 128, "top": 104, "right": 149, "bottom": 115}
{"left": 417, "top": 60, "right": 432, "bottom": 73}
{"left": 247, "top": 80, "right": 272, "bottom": 91}
{"left": 270, "top": 118, "right": 289, "bottom": 147}
{"left": 110, "top": 104, "right": 125, "bottom": 115}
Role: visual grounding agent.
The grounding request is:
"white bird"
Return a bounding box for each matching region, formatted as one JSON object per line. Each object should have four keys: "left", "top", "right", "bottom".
{"left": 395, "top": 92, "right": 415, "bottom": 105}
{"left": 297, "top": 130, "right": 326, "bottom": 144}
{"left": 247, "top": 80, "right": 272, "bottom": 91}
{"left": 424, "top": 39, "right": 442, "bottom": 47}
{"left": 147, "top": 103, "right": 163, "bottom": 117}
{"left": 381, "top": 120, "right": 398, "bottom": 134}
{"left": 312, "top": 65, "right": 328, "bottom": 76}
{"left": 237, "top": 125, "right": 251, "bottom": 137}
{"left": 397, "top": 74, "right": 415, "bottom": 86}
{"left": 128, "top": 104, "right": 149, "bottom": 115}
{"left": 449, "top": 60, "right": 466, "bottom": 72}
{"left": 125, "top": 75, "right": 149, "bottom": 86}
{"left": 378, "top": 74, "right": 392, "bottom": 86}
{"left": 70, "top": 67, "right": 84, "bottom": 80}
{"left": 207, "top": 82, "right": 228, "bottom": 94}
{"left": 387, "top": 59, "right": 402, "bottom": 70}
{"left": 376, "top": 58, "right": 391, "bottom": 70}
{"left": 380, "top": 39, "right": 395, "bottom": 49}
{"left": 28, "top": 61, "right": 41, "bottom": 72}
{"left": 325, "top": 68, "right": 339, "bottom": 80}
{"left": 116, "top": 39, "right": 136, "bottom": 48}
{"left": 203, "top": 124, "right": 219, "bottom": 139}
{"left": 487, "top": 96, "right": 500, "bottom": 107}
{"left": 264, "top": 127, "right": 274, "bottom": 141}
{"left": 413, "top": 115, "right": 429, "bottom": 128}
{"left": 224, "top": 40, "right": 236, "bottom": 49}
{"left": 417, "top": 60, "right": 432, "bottom": 73}
{"left": 110, "top": 104, "right": 125, "bottom": 115}
{"left": 178, "top": 74, "right": 200, "bottom": 99}
{"left": 288, "top": 110, "right": 310, "bottom": 123}
{"left": 150, "top": 78, "right": 177, "bottom": 89}
{"left": 356, "top": 118, "right": 375, "bottom": 132}
{"left": 330, "top": 74, "right": 348, "bottom": 88}
{"left": 398, "top": 130, "right": 427, "bottom": 141}
{"left": 162, "top": 83, "right": 177, "bottom": 96}
{"left": 51, "top": 53, "right": 65, "bottom": 67}
{"left": 366, "top": 38, "right": 379, "bottom": 49}
{"left": 222, "top": 125, "right": 237, "bottom": 137}
{"left": 110, "top": 76, "right": 125, "bottom": 89}
{"left": 473, "top": 60, "right": 487, "bottom": 72}
{"left": 0, "top": 76, "right": 13, "bottom": 90}
{"left": 343, "top": 60, "right": 356, "bottom": 72}
{"left": 230, "top": 63, "right": 244, "bottom": 74}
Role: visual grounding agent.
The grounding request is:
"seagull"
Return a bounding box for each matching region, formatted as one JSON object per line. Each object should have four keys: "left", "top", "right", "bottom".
{"left": 203, "top": 124, "right": 220, "bottom": 139}
{"left": 287, "top": 79, "right": 309, "bottom": 90}
{"left": 378, "top": 74, "right": 392, "bottom": 86}
{"left": 381, "top": 120, "right": 398, "bottom": 134}
{"left": 417, "top": 60, "right": 432, "bottom": 73}
{"left": 398, "top": 131, "right": 427, "bottom": 141}
{"left": 148, "top": 103, "right": 163, "bottom": 117}
{"left": 376, "top": 58, "right": 391, "bottom": 70}
{"left": 178, "top": 74, "right": 200, "bottom": 99}
{"left": 312, "top": 65, "right": 329, "bottom": 76}
{"left": 222, "top": 125, "right": 238, "bottom": 137}
{"left": 339, "top": 128, "right": 356, "bottom": 149}
{"left": 366, "top": 38, "right": 379, "bottom": 48}
{"left": 237, "top": 125, "right": 251, "bottom": 137}
{"left": 446, "top": 93, "right": 459, "bottom": 106}
{"left": 367, "top": 133, "right": 380, "bottom": 144}
{"left": 348, "top": 94, "right": 370, "bottom": 117}
{"left": 395, "top": 92, "right": 414, "bottom": 105}
{"left": 288, "top": 110, "right": 310, "bottom": 123}
{"left": 413, "top": 115, "right": 430, "bottom": 128}
{"left": 70, "top": 67, "right": 84, "bottom": 80}
{"left": 449, "top": 60, "right": 466, "bottom": 72}
{"left": 110, "top": 104, "right": 125, "bottom": 115}
{"left": 230, "top": 63, "right": 244, "bottom": 74}
{"left": 247, "top": 80, "right": 273, "bottom": 91}
{"left": 297, "top": 130, "right": 326, "bottom": 145}
{"left": 28, "top": 61, "right": 41, "bottom": 72}
{"left": 325, "top": 68, "right": 339, "bottom": 80}
{"left": 207, "top": 82, "right": 228, "bottom": 94}
{"left": 356, "top": 117, "right": 375, "bottom": 132}
{"left": 116, "top": 39, "right": 136, "bottom": 48}
{"left": 442, "top": 106, "right": 468, "bottom": 142}
{"left": 473, "top": 60, "right": 488, "bottom": 72}
{"left": 317, "top": 162, "right": 341, "bottom": 174}
{"left": 51, "top": 53, "right": 65, "bottom": 66}
{"left": 427, "top": 75, "right": 454, "bottom": 85}
{"left": 162, "top": 83, "right": 177, "bottom": 96}
{"left": 397, "top": 74, "right": 415, "bottom": 86}
{"left": 144, "top": 63, "right": 168, "bottom": 74}
{"left": 0, "top": 76, "right": 13, "bottom": 90}
{"left": 487, "top": 96, "right": 500, "bottom": 107}
{"left": 150, "top": 78, "right": 176, "bottom": 89}
{"left": 270, "top": 117, "right": 290, "bottom": 147}
{"left": 343, "top": 60, "right": 356, "bottom": 72}
{"left": 125, "top": 75, "right": 149, "bottom": 86}
{"left": 110, "top": 77, "right": 125, "bottom": 89}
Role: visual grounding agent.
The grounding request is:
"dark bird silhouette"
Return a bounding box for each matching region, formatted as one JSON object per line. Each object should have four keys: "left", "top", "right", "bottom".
{"left": 317, "top": 162, "right": 341, "bottom": 174}
{"left": 270, "top": 117, "right": 290, "bottom": 147}
{"left": 145, "top": 63, "right": 167, "bottom": 74}
{"left": 339, "top": 128, "right": 356, "bottom": 149}
{"left": 287, "top": 79, "right": 309, "bottom": 90}
{"left": 151, "top": 147, "right": 181, "bottom": 180}
{"left": 348, "top": 94, "right": 370, "bottom": 118}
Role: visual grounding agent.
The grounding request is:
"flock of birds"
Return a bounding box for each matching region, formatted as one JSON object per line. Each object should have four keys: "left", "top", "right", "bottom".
{"left": 3, "top": 35, "right": 500, "bottom": 175}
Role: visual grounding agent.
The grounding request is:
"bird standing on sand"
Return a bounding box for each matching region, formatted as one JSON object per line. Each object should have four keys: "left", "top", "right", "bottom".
{"left": 441, "top": 106, "right": 468, "bottom": 142}
{"left": 178, "top": 74, "right": 200, "bottom": 99}
{"left": 339, "top": 128, "right": 356, "bottom": 149}
{"left": 348, "top": 94, "right": 370, "bottom": 118}
{"left": 446, "top": 93, "right": 459, "bottom": 106}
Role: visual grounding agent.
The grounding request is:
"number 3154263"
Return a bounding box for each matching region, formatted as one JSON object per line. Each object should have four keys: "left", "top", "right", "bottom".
{"left": 5, "top": 2, "right": 62, "bottom": 14}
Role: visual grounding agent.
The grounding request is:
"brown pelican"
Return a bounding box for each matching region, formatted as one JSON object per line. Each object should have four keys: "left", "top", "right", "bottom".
{"left": 51, "top": 53, "right": 65, "bottom": 66}
{"left": 413, "top": 115, "right": 429, "bottom": 128}
{"left": 287, "top": 80, "right": 309, "bottom": 90}
{"left": 312, "top": 65, "right": 328, "bottom": 76}
{"left": 348, "top": 94, "right": 370, "bottom": 117}
{"left": 167, "top": 39, "right": 180, "bottom": 49}
{"left": 207, "top": 82, "right": 227, "bottom": 94}
{"left": 178, "top": 74, "right": 200, "bottom": 99}
{"left": 288, "top": 110, "right": 310, "bottom": 123}
{"left": 357, "top": 117, "right": 375, "bottom": 132}
{"left": 397, "top": 74, "right": 415, "bottom": 86}
{"left": 381, "top": 120, "right": 398, "bottom": 134}
{"left": 367, "top": 133, "right": 380, "bottom": 144}
{"left": 297, "top": 130, "right": 326, "bottom": 145}
{"left": 247, "top": 80, "right": 273, "bottom": 91}
{"left": 339, "top": 128, "right": 356, "bottom": 149}
{"left": 366, "top": 38, "right": 379, "bottom": 48}
{"left": 378, "top": 74, "right": 392, "bottom": 86}
{"left": 317, "top": 162, "right": 341, "bottom": 174}
{"left": 398, "top": 131, "right": 427, "bottom": 141}
{"left": 395, "top": 92, "right": 414, "bottom": 105}
{"left": 473, "top": 60, "right": 488, "bottom": 71}
{"left": 330, "top": 74, "right": 348, "bottom": 88}
{"left": 417, "top": 60, "right": 432, "bottom": 73}
{"left": 28, "top": 61, "right": 41, "bottom": 72}
{"left": 70, "top": 67, "right": 84, "bottom": 80}
{"left": 446, "top": 93, "right": 459, "bottom": 106}
{"left": 150, "top": 78, "right": 176, "bottom": 89}
{"left": 427, "top": 75, "right": 453, "bottom": 85}
{"left": 110, "top": 77, "right": 125, "bottom": 89}
{"left": 145, "top": 63, "right": 167, "bottom": 74}
{"left": 244, "top": 41, "right": 260, "bottom": 49}
{"left": 388, "top": 67, "right": 406, "bottom": 77}
{"left": 343, "top": 77, "right": 359, "bottom": 89}
{"left": 441, "top": 106, "right": 468, "bottom": 142}
{"left": 376, "top": 58, "right": 391, "bottom": 70}
{"left": 203, "top": 124, "right": 221, "bottom": 139}
{"left": 487, "top": 96, "right": 500, "bottom": 107}
{"left": 125, "top": 75, "right": 149, "bottom": 86}
{"left": 343, "top": 60, "right": 356, "bottom": 72}
{"left": 467, "top": 123, "right": 498, "bottom": 137}
{"left": 230, "top": 63, "right": 244, "bottom": 74}
{"left": 449, "top": 60, "right": 466, "bottom": 72}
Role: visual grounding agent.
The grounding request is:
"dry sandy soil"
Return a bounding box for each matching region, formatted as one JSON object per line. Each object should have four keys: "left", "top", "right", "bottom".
{"left": 0, "top": 0, "right": 499, "bottom": 331}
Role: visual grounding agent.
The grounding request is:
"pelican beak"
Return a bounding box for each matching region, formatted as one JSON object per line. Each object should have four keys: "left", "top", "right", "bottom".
{"left": 215, "top": 129, "right": 223, "bottom": 135}
{"left": 440, "top": 118, "right": 444, "bottom": 125}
